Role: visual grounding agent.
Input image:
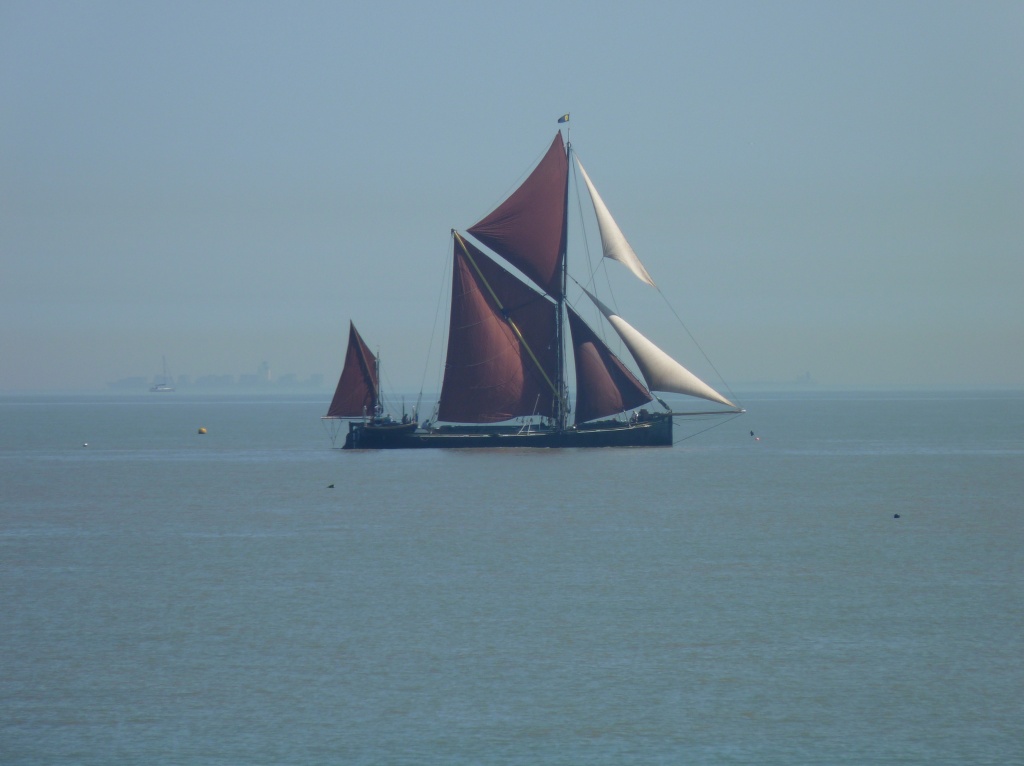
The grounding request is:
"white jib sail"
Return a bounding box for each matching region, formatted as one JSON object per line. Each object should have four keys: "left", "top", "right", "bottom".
{"left": 583, "top": 289, "right": 735, "bottom": 408}
{"left": 576, "top": 158, "right": 656, "bottom": 287}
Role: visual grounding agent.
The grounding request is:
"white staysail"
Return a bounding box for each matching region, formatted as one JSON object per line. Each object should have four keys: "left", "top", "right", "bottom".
{"left": 576, "top": 158, "right": 656, "bottom": 287}
{"left": 583, "top": 289, "right": 735, "bottom": 408}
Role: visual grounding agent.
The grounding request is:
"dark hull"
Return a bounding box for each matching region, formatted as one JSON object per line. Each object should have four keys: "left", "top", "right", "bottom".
{"left": 343, "top": 414, "right": 673, "bottom": 449}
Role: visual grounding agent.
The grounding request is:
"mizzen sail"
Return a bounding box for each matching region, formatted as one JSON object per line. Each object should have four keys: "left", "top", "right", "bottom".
{"left": 584, "top": 290, "right": 735, "bottom": 408}
{"left": 326, "top": 321, "right": 378, "bottom": 418}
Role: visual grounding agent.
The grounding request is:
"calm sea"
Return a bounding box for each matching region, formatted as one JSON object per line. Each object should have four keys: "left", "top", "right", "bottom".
{"left": 1, "top": 391, "right": 1021, "bottom": 765}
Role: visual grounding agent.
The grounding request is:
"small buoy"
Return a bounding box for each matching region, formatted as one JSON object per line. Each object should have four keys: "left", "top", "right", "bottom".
{"left": 197, "top": 427, "right": 207, "bottom": 435}
{"left": 327, "top": 484, "right": 335, "bottom": 489}
{"left": 893, "top": 513, "right": 900, "bottom": 519}
{"left": 82, "top": 443, "right": 88, "bottom": 447}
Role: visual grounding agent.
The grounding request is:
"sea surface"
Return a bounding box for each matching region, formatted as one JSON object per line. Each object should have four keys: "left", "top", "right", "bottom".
{"left": 1, "top": 391, "right": 1021, "bottom": 765}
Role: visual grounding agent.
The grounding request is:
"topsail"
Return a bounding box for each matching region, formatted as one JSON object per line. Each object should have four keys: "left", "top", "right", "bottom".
{"left": 467, "top": 133, "right": 568, "bottom": 297}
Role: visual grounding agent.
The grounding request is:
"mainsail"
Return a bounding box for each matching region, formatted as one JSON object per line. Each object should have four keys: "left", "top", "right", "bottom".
{"left": 437, "top": 238, "right": 560, "bottom": 423}
{"left": 326, "top": 321, "right": 377, "bottom": 418}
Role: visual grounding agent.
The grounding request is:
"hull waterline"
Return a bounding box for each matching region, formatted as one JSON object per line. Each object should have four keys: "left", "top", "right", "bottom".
{"left": 342, "top": 413, "right": 673, "bottom": 449}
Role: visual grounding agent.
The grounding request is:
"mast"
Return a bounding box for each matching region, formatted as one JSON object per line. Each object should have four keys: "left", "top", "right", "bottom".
{"left": 373, "top": 351, "right": 381, "bottom": 417}
{"left": 557, "top": 137, "right": 571, "bottom": 431}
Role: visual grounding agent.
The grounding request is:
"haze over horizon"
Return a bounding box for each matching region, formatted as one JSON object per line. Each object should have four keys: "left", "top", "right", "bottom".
{"left": 3, "top": 1, "right": 1022, "bottom": 394}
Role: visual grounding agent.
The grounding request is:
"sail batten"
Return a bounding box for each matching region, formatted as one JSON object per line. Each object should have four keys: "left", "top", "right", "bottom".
{"left": 583, "top": 290, "right": 735, "bottom": 408}
{"left": 576, "top": 158, "right": 656, "bottom": 287}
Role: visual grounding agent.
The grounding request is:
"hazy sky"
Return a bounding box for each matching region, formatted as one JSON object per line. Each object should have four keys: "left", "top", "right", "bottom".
{"left": 2, "top": 1, "right": 1022, "bottom": 392}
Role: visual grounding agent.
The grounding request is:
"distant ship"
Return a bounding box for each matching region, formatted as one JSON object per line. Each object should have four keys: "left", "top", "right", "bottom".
{"left": 150, "top": 356, "right": 175, "bottom": 393}
{"left": 324, "top": 123, "right": 741, "bottom": 449}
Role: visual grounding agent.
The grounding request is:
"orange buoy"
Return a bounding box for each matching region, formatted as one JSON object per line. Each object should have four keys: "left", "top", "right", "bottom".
{"left": 198, "top": 427, "right": 207, "bottom": 435}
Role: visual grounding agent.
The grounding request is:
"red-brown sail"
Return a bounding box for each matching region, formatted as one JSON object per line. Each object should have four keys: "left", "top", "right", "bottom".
{"left": 568, "top": 307, "right": 652, "bottom": 423}
{"left": 467, "top": 133, "right": 568, "bottom": 297}
{"left": 326, "top": 321, "right": 377, "bottom": 418}
{"left": 438, "top": 239, "right": 559, "bottom": 423}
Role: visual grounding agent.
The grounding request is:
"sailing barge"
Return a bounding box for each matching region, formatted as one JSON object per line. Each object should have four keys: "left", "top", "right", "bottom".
{"left": 325, "top": 126, "right": 741, "bottom": 449}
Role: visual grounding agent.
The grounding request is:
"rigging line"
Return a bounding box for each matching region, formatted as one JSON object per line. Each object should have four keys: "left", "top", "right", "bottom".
{"left": 418, "top": 232, "right": 454, "bottom": 414}
{"left": 320, "top": 417, "right": 343, "bottom": 449}
{"left": 672, "top": 411, "right": 745, "bottom": 445}
{"left": 655, "top": 286, "right": 742, "bottom": 408}
{"left": 566, "top": 151, "right": 604, "bottom": 296}
{"left": 567, "top": 150, "right": 598, "bottom": 292}
{"left": 452, "top": 232, "right": 567, "bottom": 412}
{"left": 566, "top": 151, "right": 621, "bottom": 352}
{"left": 377, "top": 350, "right": 410, "bottom": 419}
